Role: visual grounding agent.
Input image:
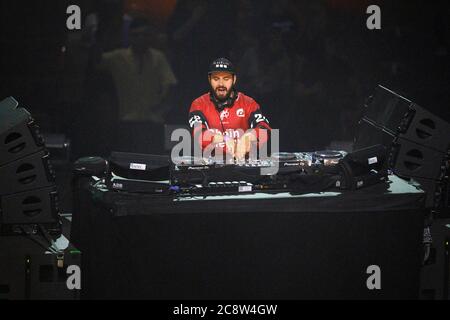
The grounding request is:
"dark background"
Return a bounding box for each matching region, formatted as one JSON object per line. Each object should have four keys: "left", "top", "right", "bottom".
{"left": 0, "top": 0, "right": 449, "bottom": 159}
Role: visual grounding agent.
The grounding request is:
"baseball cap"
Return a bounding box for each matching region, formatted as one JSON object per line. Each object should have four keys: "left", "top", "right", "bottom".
{"left": 208, "top": 57, "right": 235, "bottom": 75}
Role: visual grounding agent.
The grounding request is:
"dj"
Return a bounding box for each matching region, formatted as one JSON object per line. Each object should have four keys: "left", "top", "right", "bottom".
{"left": 188, "top": 58, "right": 271, "bottom": 160}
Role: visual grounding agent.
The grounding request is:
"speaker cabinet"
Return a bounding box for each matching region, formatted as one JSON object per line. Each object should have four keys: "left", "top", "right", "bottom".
{"left": 0, "top": 97, "right": 61, "bottom": 230}
{"left": 354, "top": 118, "right": 395, "bottom": 151}
{"left": 390, "top": 138, "right": 447, "bottom": 180}
{"left": 0, "top": 150, "right": 55, "bottom": 195}
{"left": 0, "top": 97, "right": 45, "bottom": 166}
{"left": 397, "top": 103, "right": 450, "bottom": 153}
{"left": 1, "top": 186, "right": 60, "bottom": 225}
{"left": 363, "top": 85, "right": 412, "bottom": 135}
{"left": 356, "top": 85, "right": 450, "bottom": 209}
{"left": 361, "top": 85, "right": 450, "bottom": 154}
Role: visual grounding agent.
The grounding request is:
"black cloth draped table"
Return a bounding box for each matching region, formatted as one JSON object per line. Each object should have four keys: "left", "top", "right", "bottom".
{"left": 71, "top": 175, "right": 426, "bottom": 299}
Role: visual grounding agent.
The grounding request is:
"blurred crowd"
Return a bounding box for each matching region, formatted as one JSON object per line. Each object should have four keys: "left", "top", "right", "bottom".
{"left": 2, "top": 0, "right": 448, "bottom": 157}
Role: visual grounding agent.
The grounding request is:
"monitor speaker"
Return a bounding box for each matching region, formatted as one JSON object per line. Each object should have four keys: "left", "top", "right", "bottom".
{"left": 337, "top": 144, "right": 388, "bottom": 190}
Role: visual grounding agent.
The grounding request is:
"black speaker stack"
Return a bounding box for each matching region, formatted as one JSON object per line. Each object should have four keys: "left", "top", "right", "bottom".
{"left": 0, "top": 97, "right": 61, "bottom": 235}
{"left": 354, "top": 85, "right": 450, "bottom": 210}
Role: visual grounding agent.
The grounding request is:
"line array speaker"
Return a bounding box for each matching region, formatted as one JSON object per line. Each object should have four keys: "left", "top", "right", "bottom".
{"left": 0, "top": 97, "right": 61, "bottom": 234}
{"left": 354, "top": 85, "right": 450, "bottom": 209}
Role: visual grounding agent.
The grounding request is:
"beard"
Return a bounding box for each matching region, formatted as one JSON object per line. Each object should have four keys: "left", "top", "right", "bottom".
{"left": 211, "top": 85, "right": 234, "bottom": 102}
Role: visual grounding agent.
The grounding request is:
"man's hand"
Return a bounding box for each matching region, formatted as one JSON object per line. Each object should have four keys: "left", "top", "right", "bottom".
{"left": 211, "top": 134, "right": 236, "bottom": 155}
{"left": 224, "top": 136, "right": 236, "bottom": 157}
{"left": 209, "top": 132, "right": 257, "bottom": 160}
{"left": 235, "top": 132, "right": 257, "bottom": 160}
{"left": 212, "top": 133, "right": 224, "bottom": 144}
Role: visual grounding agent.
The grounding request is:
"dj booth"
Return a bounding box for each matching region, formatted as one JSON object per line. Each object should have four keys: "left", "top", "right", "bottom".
{"left": 0, "top": 85, "right": 445, "bottom": 300}
{"left": 71, "top": 174, "right": 426, "bottom": 300}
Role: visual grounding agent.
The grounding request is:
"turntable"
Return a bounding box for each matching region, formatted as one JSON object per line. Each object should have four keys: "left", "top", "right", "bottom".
{"left": 271, "top": 152, "right": 297, "bottom": 161}
{"left": 312, "top": 150, "right": 346, "bottom": 166}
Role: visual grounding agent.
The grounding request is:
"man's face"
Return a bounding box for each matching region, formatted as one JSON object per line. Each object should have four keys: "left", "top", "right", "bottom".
{"left": 130, "top": 27, "right": 153, "bottom": 52}
{"left": 209, "top": 71, "right": 236, "bottom": 101}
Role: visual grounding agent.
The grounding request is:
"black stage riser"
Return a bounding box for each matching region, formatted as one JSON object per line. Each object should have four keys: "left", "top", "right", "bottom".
{"left": 74, "top": 210, "right": 424, "bottom": 300}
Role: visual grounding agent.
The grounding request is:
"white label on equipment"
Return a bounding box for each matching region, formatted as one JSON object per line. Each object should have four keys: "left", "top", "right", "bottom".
{"left": 239, "top": 186, "right": 252, "bottom": 192}
{"left": 113, "top": 183, "right": 123, "bottom": 189}
{"left": 130, "top": 163, "right": 146, "bottom": 170}
{"left": 357, "top": 180, "right": 364, "bottom": 188}
{"left": 368, "top": 157, "right": 378, "bottom": 165}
